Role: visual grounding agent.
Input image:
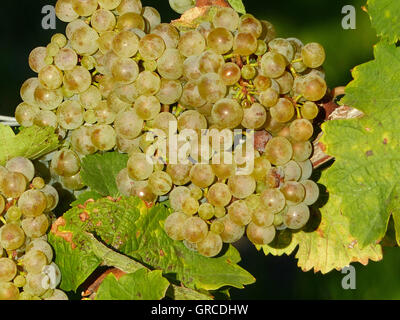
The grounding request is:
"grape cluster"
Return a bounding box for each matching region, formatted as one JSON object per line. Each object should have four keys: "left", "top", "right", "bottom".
{"left": 0, "top": 157, "right": 67, "bottom": 300}
{"left": 15, "top": 0, "right": 324, "bottom": 258}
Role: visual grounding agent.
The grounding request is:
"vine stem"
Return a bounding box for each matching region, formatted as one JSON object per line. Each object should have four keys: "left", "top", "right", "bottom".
{"left": 0, "top": 115, "right": 19, "bottom": 127}
{"left": 85, "top": 233, "right": 212, "bottom": 300}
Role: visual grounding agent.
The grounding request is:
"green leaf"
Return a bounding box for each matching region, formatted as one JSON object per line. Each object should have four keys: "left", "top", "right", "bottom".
{"left": 262, "top": 182, "right": 382, "bottom": 274}
{"left": 368, "top": 0, "right": 400, "bottom": 43}
{"left": 96, "top": 269, "right": 169, "bottom": 300}
{"left": 321, "top": 42, "right": 400, "bottom": 246}
{"left": 80, "top": 152, "right": 128, "bottom": 197}
{"left": 0, "top": 125, "right": 59, "bottom": 166}
{"left": 49, "top": 197, "right": 255, "bottom": 294}
{"left": 70, "top": 191, "right": 103, "bottom": 206}
{"left": 227, "top": 0, "right": 246, "bottom": 14}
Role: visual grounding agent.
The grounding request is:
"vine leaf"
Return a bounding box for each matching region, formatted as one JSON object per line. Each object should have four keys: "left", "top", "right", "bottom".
{"left": 227, "top": 0, "right": 246, "bottom": 14}
{"left": 48, "top": 197, "right": 255, "bottom": 294}
{"left": 367, "top": 0, "right": 400, "bottom": 43}
{"left": 95, "top": 269, "right": 169, "bottom": 300}
{"left": 262, "top": 191, "right": 382, "bottom": 273}
{"left": 80, "top": 152, "right": 128, "bottom": 197}
{"left": 320, "top": 42, "right": 400, "bottom": 247}
{"left": 0, "top": 124, "right": 59, "bottom": 166}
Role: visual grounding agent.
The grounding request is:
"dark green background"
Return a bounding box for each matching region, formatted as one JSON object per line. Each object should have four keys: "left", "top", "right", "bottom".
{"left": 2, "top": 0, "right": 398, "bottom": 299}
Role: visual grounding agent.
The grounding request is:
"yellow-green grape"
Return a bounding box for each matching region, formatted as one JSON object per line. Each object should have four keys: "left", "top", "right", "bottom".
{"left": 227, "top": 175, "right": 256, "bottom": 199}
{"left": 197, "top": 232, "right": 223, "bottom": 257}
{"left": 51, "top": 33, "right": 67, "bottom": 48}
{"left": 179, "top": 30, "right": 206, "bottom": 57}
{"left": 114, "top": 110, "right": 143, "bottom": 140}
{"left": 0, "top": 282, "right": 20, "bottom": 300}
{"left": 177, "top": 110, "right": 207, "bottom": 131}
{"left": 291, "top": 141, "right": 313, "bottom": 162}
{"left": 5, "top": 157, "right": 35, "bottom": 182}
{"left": 252, "top": 207, "right": 275, "bottom": 227}
{"left": 91, "top": 9, "right": 116, "bottom": 33}
{"left": 282, "top": 160, "right": 302, "bottom": 181}
{"left": 153, "top": 23, "right": 180, "bottom": 49}
{"left": 13, "top": 275, "right": 26, "bottom": 288}
{"left": 198, "top": 50, "right": 225, "bottom": 74}
{"left": 302, "top": 42, "right": 326, "bottom": 68}
{"left": 46, "top": 42, "right": 60, "bottom": 57}
{"left": 218, "top": 215, "right": 244, "bottom": 243}
{"left": 189, "top": 164, "right": 215, "bottom": 189}
{"left": 148, "top": 171, "right": 172, "bottom": 196}
{"left": 298, "top": 74, "right": 327, "bottom": 101}
{"left": 270, "top": 98, "right": 295, "bottom": 123}
{"left": 301, "top": 180, "right": 320, "bottom": 206}
{"left": 207, "top": 27, "right": 233, "bottom": 55}
{"left": 166, "top": 164, "right": 192, "bottom": 186}
{"left": 70, "top": 26, "right": 99, "bottom": 56}
{"left": 72, "top": 0, "right": 98, "bottom": 16}
{"left": 98, "top": 31, "right": 117, "bottom": 53}
{"left": 98, "top": 0, "right": 122, "bottom": 10}
{"left": 275, "top": 72, "right": 294, "bottom": 94}
{"left": 214, "top": 206, "right": 226, "bottom": 218}
{"left": 111, "top": 58, "right": 139, "bottom": 84}
{"left": 18, "top": 190, "right": 47, "bottom": 218}
{"left": 50, "top": 149, "right": 81, "bottom": 177}
{"left": 301, "top": 101, "right": 319, "bottom": 120}
{"left": 127, "top": 153, "right": 154, "bottom": 181}
{"left": 211, "top": 152, "right": 236, "bottom": 180}
{"left": 264, "top": 137, "right": 293, "bottom": 166}
{"left": 241, "top": 65, "right": 256, "bottom": 80}
{"left": 0, "top": 195, "right": 4, "bottom": 215}
{"left": 228, "top": 200, "right": 251, "bottom": 226}
{"left": 1, "top": 172, "right": 27, "bottom": 198}
{"left": 252, "top": 156, "right": 271, "bottom": 181}
{"left": 26, "top": 239, "right": 54, "bottom": 262}
{"left": 211, "top": 98, "right": 243, "bottom": 129}
{"left": 289, "top": 119, "right": 314, "bottom": 142}
{"left": 32, "top": 177, "right": 45, "bottom": 190}
{"left": 93, "top": 100, "right": 115, "bottom": 124}
{"left": 239, "top": 14, "right": 262, "bottom": 38}
{"left": 207, "top": 183, "right": 232, "bottom": 207}
{"left": 281, "top": 181, "right": 306, "bottom": 205}
{"left": 90, "top": 124, "right": 117, "bottom": 151}
{"left": 254, "top": 75, "right": 271, "bottom": 91}
{"left": 57, "top": 100, "right": 84, "bottom": 130}
{"left": 183, "top": 216, "right": 208, "bottom": 243}
{"left": 188, "top": 184, "right": 203, "bottom": 200}
{"left": 143, "top": 60, "right": 157, "bottom": 72}
{"left": 54, "top": 48, "right": 78, "bottom": 71}
{"left": 143, "top": 6, "right": 161, "bottom": 31}
{"left": 15, "top": 102, "right": 39, "bottom": 127}
{"left": 28, "top": 47, "right": 48, "bottom": 73}
{"left": 255, "top": 40, "right": 267, "bottom": 56}
{"left": 179, "top": 80, "right": 206, "bottom": 108}
{"left": 198, "top": 203, "right": 215, "bottom": 220}
{"left": 34, "top": 110, "right": 58, "bottom": 128}
{"left": 112, "top": 30, "right": 139, "bottom": 58}
{"left": 260, "top": 88, "right": 279, "bottom": 108}
{"left": 168, "top": 0, "right": 196, "bottom": 14}
{"left": 246, "top": 222, "right": 276, "bottom": 245}
{"left": 63, "top": 65, "right": 92, "bottom": 93}
{"left": 260, "top": 188, "right": 286, "bottom": 214}
{"left": 182, "top": 197, "right": 199, "bottom": 216}
{"left": 139, "top": 34, "right": 166, "bottom": 61}
{"left": 0, "top": 223, "right": 25, "bottom": 250}
{"left": 268, "top": 38, "right": 295, "bottom": 63}
{"left": 116, "top": 12, "right": 145, "bottom": 31}
{"left": 241, "top": 103, "right": 267, "bottom": 129}
{"left": 134, "top": 95, "right": 161, "bottom": 121}
{"left": 157, "top": 48, "right": 184, "bottom": 80}
{"left": 233, "top": 32, "right": 257, "bottom": 56}
{"left": 41, "top": 185, "right": 59, "bottom": 212}
{"left": 169, "top": 186, "right": 191, "bottom": 212}
{"left": 210, "top": 220, "right": 225, "bottom": 235}
{"left": 7, "top": 206, "right": 22, "bottom": 221}
{"left": 24, "top": 273, "right": 48, "bottom": 297}
{"left": 218, "top": 62, "right": 241, "bottom": 86}
{"left": 213, "top": 7, "right": 240, "bottom": 32}
{"left": 55, "top": 0, "right": 80, "bottom": 22}
{"left": 260, "top": 52, "right": 286, "bottom": 79}
{"left": 81, "top": 56, "right": 96, "bottom": 70}
{"left": 23, "top": 250, "right": 48, "bottom": 274}
{"left": 284, "top": 203, "right": 310, "bottom": 230}
{"left": 62, "top": 173, "right": 85, "bottom": 191}
{"left": 71, "top": 126, "right": 98, "bottom": 155}
{"left": 0, "top": 258, "right": 17, "bottom": 282}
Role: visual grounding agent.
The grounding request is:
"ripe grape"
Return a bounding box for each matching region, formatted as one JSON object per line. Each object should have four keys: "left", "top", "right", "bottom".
{"left": 153, "top": 23, "right": 179, "bottom": 49}
{"left": 207, "top": 28, "right": 233, "bottom": 55}
{"left": 227, "top": 175, "right": 256, "bottom": 199}
{"left": 246, "top": 222, "right": 276, "bottom": 245}
{"left": 228, "top": 200, "right": 251, "bottom": 226}
{"left": 157, "top": 49, "right": 184, "bottom": 80}
{"left": 183, "top": 216, "right": 208, "bottom": 243}
{"left": 18, "top": 190, "right": 47, "bottom": 218}
{"left": 219, "top": 62, "right": 241, "bottom": 86}
{"left": 197, "top": 232, "right": 223, "bottom": 257}
{"left": 302, "top": 42, "right": 326, "bottom": 68}
{"left": 259, "top": 88, "right": 279, "bottom": 108}
{"left": 0, "top": 258, "right": 17, "bottom": 282}
{"left": 260, "top": 188, "right": 286, "bottom": 214}
{"left": 269, "top": 38, "right": 294, "bottom": 63}
{"left": 301, "top": 101, "right": 319, "bottom": 120}
{"left": 112, "top": 30, "right": 139, "bottom": 58}
{"left": 211, "top": 98, "right": 242, "bottom": 129}
{"left": 261, "top": 52, "right": 286, "bottom": 78}
{"left": 264, "top": 137, "right": 293, "bottom": 166}
{"left": 301, "top": 180, "right": 320, "bottom": 205}
{"left": 5, "top": 157, "right": 35, "bottom": 182}
{"left": 198, "top": 203, "right": 215, "bottom": 220}
{"left": 213, "top": 7, "right": 240, "bottom": 32}
{"left": 281, "top": 181, "right": 306, "bottom": 205}
{"left": 0, "top": 282, "right": 20, "bottom": 300}
{"left": 179, "top": 30, "right": 206, "bottom": 57}
{"left": 207, "top": 183, "right": 232, "bottom": 207}
{"left": 290, "top": 119, "right": 314, "bottom": 142}
{"left": 139, "top": 34, "right": 166, "bottom": 61}
{"left": 0, "top": 223, "right": 25, "bottom": 250}
{"left": 1, "top": 172, "right": 27, "bottom": 199}
{"left": 91, "top": 9, "right": 117, "bottom": 33}
{"left": 189, "top": 164, "right": 215, "bottom": 188}
{"left": 50, "top": 149, "right": 81, "bottom": 177}
{"left": 233, "top": 32, "right": 257, "bottom": 56}
{"left": 164, "top": 212, "right": 188, "bottom": 241}
{"left": 218, "top": 215, "right": 244, "bottom": 243}
{"left": 169, "top": 0, "right": 195, "bottom": 14}
{"left": 127, "top": 152, "right": 154, "bottom": 181}
{"left": 284, "top": 203, "right": 310, "bottom": 230}
{"left": 282, "top": 160, "right": 302, "bottom": 181}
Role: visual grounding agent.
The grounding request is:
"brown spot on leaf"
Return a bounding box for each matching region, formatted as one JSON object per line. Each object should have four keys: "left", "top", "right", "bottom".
{"left": 82, "top": 268, "right": 126, "bottom": 299}
{"left": 365, "top": 150, "right": 374, "bottom": 157}
{"left": 196, "top": 0, "right": 230, "bottom": 7}
{"left": 383, "top": 138, "right": 388, "bottom": 145}
{"left": 160, "top": 249, "right": 165, "bottom": 257}
{"left": 79, "top": 211, "right": 90, "bottom": 222}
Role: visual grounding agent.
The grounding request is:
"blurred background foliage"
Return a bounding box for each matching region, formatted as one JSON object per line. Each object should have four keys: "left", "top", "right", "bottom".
{"left": 1, "top": 0, "right": 397, "bottom": 299}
